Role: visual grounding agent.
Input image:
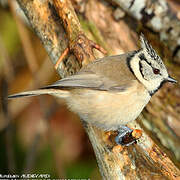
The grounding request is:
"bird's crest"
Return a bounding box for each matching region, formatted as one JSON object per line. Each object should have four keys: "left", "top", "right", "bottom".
{"left": 140, "top": 33, "right": 163, "bottom": 67}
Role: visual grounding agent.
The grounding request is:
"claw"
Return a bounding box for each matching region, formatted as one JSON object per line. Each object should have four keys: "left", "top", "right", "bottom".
{"left": 115, "top": 126, "right": 136, "bottom": 146}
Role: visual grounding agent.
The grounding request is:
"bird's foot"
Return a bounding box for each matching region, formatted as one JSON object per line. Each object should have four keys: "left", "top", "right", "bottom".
{"left": 115, "top": 126, "right": 142, "bottom": 146}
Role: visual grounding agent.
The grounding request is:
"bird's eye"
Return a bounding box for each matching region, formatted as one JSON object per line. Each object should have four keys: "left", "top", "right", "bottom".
{"left": 153, "top": 68, "right": 160, "bottom": 74}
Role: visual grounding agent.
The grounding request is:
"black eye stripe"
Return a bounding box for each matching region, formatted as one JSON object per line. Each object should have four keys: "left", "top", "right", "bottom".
{"left": 139, "top": 61, "right": 149, "bottom": 81}
{"left": 139, "top": 53, "right": 146, "bottom": 61}
{"left": 138, "top": 53, "right": 161, "bottom": 80}
{"left": 139, "top": 61, "right": 144, "bottom": 78}
{"left": 138, "top": 54, "right": 149, "bottom": 80}
{"left": 139, "top": 53, "right": 152, "bottom": 67}
{"left": 138, "top": 53, "right": 161, "bottom": 73}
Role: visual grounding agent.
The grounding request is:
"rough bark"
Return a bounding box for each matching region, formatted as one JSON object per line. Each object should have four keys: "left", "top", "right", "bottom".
{"left": 16, "top": 0, "right": 180, "bottom": 179}
{"left": 109, "top": 0, "right": 180, "bottom": 63}
{"left": 17, "top": 0, "right": 81, "bottom": 78}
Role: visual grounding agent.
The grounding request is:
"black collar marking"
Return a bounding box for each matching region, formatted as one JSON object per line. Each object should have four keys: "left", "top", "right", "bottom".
{"left": 126, "top": 49, "right": 141, "bottom": 76}
{"left": 149, "top": 80, "right": 166, "bottom": 96}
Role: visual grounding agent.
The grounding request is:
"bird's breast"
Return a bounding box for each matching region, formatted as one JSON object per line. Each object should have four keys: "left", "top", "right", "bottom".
{"left": 67, "top": 82, "right": 151, "bottom": 131}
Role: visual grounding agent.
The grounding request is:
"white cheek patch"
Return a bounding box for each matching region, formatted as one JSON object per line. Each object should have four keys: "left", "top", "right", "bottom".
{"left": 130, "top": 53, "right": 162, "bottom": 93}
{"left": 141, "top": 61, "right": 151, "bottom": 80}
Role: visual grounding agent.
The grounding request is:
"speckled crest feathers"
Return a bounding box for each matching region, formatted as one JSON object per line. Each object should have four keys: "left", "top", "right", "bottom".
{"left": 140, "top": 33, "right": 164, "bottom": 69}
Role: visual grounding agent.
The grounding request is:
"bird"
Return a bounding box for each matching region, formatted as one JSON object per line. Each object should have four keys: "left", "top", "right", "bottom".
{"left": 8, "top": 34, "right": 177, "bottom": 146}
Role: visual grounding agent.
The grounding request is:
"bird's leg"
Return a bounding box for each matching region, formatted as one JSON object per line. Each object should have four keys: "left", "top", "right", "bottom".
{"left": 115, "top": 126, "right": 136, "bottom": 146}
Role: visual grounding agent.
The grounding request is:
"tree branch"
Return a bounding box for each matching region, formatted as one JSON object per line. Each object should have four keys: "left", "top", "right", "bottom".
{"left": 17, "top": 0, "right": 80, "bottom": 78}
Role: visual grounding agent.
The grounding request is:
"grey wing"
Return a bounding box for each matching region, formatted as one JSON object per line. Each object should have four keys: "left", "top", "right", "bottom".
{"left": 43, "top": 71, "right": 133, "bottom": 92}
{"left": 46, "top": 73, "right": 103, "bottom": 89}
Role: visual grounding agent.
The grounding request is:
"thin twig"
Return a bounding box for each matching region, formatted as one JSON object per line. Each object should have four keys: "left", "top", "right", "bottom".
{"left": 55, "top": 47, "right": 69, "bottom": 69}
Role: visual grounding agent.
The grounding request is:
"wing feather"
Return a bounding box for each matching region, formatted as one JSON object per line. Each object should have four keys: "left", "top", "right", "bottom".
{"left": 42, "top": 71, "right": 134, "bottom": 92}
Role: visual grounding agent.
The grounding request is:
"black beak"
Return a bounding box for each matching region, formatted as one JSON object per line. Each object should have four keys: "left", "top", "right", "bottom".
{"left": 166, "top": 76, "right": 177, "bottom": 83}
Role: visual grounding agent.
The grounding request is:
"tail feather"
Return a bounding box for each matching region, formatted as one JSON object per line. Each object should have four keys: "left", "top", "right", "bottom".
{"left": 8, "top": 89, "right": 69, "bottom": 99}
